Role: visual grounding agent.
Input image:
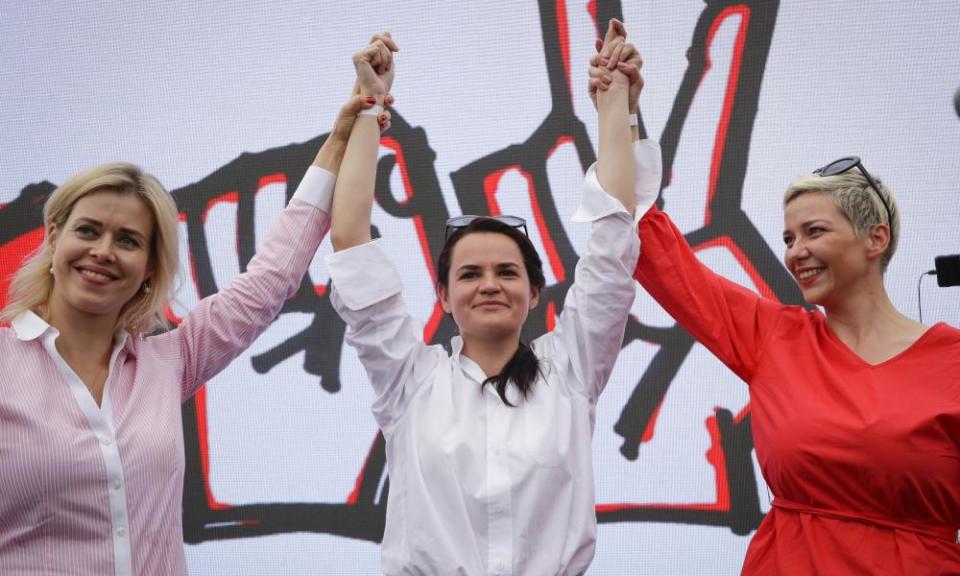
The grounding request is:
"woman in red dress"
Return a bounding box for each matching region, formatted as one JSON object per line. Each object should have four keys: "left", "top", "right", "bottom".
{"left": 592, "top": 27, "right": 960, "bottom": 575}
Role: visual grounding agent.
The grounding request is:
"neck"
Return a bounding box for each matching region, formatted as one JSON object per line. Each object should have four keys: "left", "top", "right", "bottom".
{"left": 824, "top": 275, "right": 912, "bottom": 342}
{"left": 46, "top": 301, "right": 118, "bottom": 362}
{"left": 460, "top": 333, "right": 520, "bottom": 377}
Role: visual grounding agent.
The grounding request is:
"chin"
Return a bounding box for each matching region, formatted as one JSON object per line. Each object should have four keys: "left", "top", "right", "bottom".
{"left": 66, "top": 295, "right": 127, "bottom": 318}
{"left": 800, "top": 287, "right": 834, "bottom": 309}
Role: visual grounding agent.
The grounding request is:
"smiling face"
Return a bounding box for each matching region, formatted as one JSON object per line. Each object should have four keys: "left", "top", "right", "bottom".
{"left": 47, "top": 190, "right": 155, "bottom": 326}
{"left": 782, "top": 192, "right": 879, "bottom": 308}
{"left": 438, "top": 232, "right": 540, "bottom": 345}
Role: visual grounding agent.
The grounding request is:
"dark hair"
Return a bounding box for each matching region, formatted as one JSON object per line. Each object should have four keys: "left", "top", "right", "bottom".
{"left": 436, "top": 217, "right": 546, "bottom": 406}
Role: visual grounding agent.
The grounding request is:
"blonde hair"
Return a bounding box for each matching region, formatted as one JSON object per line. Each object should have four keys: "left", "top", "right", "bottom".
{"left": 1, "top": 162, "right": 180, "bottom": 335}
{"left": 783, "top": 170, "right": 900, "bottom": 272}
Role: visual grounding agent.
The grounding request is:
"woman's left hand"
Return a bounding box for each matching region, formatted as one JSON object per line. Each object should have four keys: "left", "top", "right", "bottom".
{"left": 588, "top": 20, "right": 643, "bottom": 112}
{"left": 353, "top": 32, "right": 399, "bottom": 103}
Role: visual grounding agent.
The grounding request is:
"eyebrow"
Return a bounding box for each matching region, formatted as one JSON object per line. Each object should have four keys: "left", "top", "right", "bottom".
{"left": 784, "top": 219, "right": 831, "bottom": 234}
{"left": 455, "top": 262, "right": 522, "bottom": 273}
{"left": 74, "top": 217, "right": 148, "bottom": 241}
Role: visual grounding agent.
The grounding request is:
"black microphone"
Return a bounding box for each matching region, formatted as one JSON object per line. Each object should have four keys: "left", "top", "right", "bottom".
{"left": 934, "top": 254, "right": 960, "bottom": 287}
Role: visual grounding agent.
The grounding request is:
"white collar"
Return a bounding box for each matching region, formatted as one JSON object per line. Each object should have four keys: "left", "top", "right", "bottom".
{"left": 11, "top": 309, "right": 135, "bottom": 354}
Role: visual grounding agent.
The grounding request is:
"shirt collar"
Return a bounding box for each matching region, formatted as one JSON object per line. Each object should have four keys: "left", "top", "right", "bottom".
{"left": 11, "top": 310, "right": 136, "bottom": 355}
{"left": 450, "top": 335, "right": 494, "bottom": 385}
{"left": 450, "top": 335, "right": 465, "bottom": 358}
{"left": 11, "top": 310, "right": 51, "bottom": 341}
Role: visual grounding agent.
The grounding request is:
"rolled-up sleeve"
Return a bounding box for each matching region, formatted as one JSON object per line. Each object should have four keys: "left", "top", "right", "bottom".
{"left": 573, "top": 139, "right": 662, "bottom": 224}
{"left": 544, "top": 141, "right": 661, "bottom": 403}
{"left": 326, "top": 240, "right": 435, "bottom": 433}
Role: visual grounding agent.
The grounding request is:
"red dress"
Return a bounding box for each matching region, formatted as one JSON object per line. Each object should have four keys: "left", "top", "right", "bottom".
{"left": 635, "top": 206, "right": 960, "bottom": 574}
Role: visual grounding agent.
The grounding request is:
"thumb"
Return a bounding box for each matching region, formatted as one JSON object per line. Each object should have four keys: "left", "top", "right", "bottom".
{"left": 604, "top": 19, "right": 624, "bottom": 44}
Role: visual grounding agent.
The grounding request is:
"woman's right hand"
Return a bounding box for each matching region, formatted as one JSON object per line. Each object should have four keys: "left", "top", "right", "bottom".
{"left": 353, "top": 32, "right": 399, "bottom": 102}
{"left": 588, "top": 20, "right": 643, "bottom": 113}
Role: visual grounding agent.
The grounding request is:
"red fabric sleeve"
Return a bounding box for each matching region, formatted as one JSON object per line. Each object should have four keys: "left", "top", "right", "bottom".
{"left": 634, "top": 206, "right": 784, "bottom": 382}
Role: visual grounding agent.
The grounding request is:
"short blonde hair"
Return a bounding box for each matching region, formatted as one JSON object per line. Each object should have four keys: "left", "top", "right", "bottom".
{"left": 783, "top": 169, "right": 899, "bottom": 272}
{"left": 1, "top": 162, "right": 180, "bottom": 335}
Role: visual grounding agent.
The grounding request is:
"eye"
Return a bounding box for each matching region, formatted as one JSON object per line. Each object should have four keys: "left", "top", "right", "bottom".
{"left": 499, "top": 268, "right": 518, "bottom": 278}
{"left": 807, "top": 226, "right": 825, "bottom": 236}
{"left": 458, "top": 270, "right": 478, "bottom": 280}
{"left": 118, "top": 235, "right": 142, "bottom": 249}
{"left": 75, "top": 224, "right": 98, "bottom": 239}
{"left": 782, "top": 235, "right": 793, "bottom": 247}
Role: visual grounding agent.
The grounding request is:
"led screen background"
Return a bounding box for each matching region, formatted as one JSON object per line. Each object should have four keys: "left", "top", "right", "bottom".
{"left": 2, "top": 1, "right": 959, "bottom": 574}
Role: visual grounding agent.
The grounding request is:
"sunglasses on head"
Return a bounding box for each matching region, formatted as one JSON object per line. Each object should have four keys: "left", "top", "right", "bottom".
{"left": 813, "top": 156, "right": 892, "bottom": 226}
{"left": 444, "top": 215, "right": 528, "bottom": 240}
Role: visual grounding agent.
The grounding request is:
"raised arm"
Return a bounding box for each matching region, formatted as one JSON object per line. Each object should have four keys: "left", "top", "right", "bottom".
{"left": 590, "top": 26, "right": 781, "bottom": 382}
{"left": 594, "top": 19, "right": 635, "bottom": 216}
{"left": 544, "top": 21, "right": 648, "bottom": 403}
{"left": 330, "top": 33, "right": 398, "bottom": 251}
{"left": 168, "top": 88, "right": 386, "bottom": 399}
{"left": 323, "top": 34, "right": 436, "bottom": 433}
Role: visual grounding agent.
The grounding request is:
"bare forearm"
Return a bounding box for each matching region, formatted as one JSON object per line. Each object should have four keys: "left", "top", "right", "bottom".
{"left": 597, "top": 83, "right": 635, "bottom": 215}
{"left": 312, "top": 133, "right": 349, "bottom": 175}
{"left": 330, "top": 115, "right": 381, "bottom": 251}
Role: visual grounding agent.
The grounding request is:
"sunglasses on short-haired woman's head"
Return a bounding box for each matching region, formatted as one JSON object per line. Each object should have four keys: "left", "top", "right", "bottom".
{"left": 444, "top": 215, "right": 529, "bottom": 240}
{"left": 813, "top": 156, "right": 893, "bottom": 226}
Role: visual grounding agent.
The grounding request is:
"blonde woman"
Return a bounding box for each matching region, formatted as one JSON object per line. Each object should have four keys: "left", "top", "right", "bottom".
{"left": 0, "top": 93, "right": 390, "bottom": 574}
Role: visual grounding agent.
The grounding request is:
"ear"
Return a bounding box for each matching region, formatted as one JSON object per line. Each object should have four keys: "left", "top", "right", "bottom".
{"left": 864, "top": 223, "right": 890, "bottom": 260}
{"left": 438, "top": 284, "right": 452, "bottom": 314}
{"left": 529, "top": 287, "right": 540, "bottom": 310}
{"left": 46, "top": 223, "right": 58, "bottom": 253}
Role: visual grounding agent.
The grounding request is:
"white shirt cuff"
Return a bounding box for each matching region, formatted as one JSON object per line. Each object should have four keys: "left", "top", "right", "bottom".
{"left": 325, "top": 239, "right": 403, "bottom": 310}
{"left": 292, "top": 166, "right": 335, "bottom": 212}
{"left": 572, "top": 139, "right": 662, "bottom": 224}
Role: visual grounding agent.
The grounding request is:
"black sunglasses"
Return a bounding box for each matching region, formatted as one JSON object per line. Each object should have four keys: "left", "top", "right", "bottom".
{"left": 445, "top": 215, "right": 529, "bottom": 239}
{"left": 813, "top": 156, "right": 892, "bottom": 226}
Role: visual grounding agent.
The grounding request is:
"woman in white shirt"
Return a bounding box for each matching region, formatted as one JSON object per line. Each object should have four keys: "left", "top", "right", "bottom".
{"left": 326, "top": 24, "right": 658, "bottom": 575}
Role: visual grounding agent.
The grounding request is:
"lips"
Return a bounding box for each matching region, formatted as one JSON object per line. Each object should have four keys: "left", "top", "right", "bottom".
{"left": 75, "top": 265, "right": 119, "bottom": 284}
{"left": 474, "top": 300, "right": 508, "bottom": 309}
{"left": 795, "top": 266, "right": 825, "bottom": 285}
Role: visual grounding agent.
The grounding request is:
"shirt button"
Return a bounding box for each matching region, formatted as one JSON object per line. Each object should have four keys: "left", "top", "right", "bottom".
{"left": 100, "top": 436, "right": 112, "bottom": 446}
{"left": 112, "top": 480, "right": 122, "bottom": 490}
{"left": 496, "top": 561, "right": 507, "bottom": 572}
{"left": 116, "top": 527, "right": 126, "bottom": 537}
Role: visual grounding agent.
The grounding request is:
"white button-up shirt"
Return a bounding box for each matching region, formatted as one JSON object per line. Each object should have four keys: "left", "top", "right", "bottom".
{"left": 327, "top": 140, "right": 661, "bottom": 576}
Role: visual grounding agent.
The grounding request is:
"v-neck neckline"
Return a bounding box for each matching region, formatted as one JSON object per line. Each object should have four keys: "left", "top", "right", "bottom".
{"left": 819, "top": 316, "right": 943, "bottom": 369}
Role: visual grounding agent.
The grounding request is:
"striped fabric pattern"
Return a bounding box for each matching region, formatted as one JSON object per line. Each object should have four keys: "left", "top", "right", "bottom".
{"left": 0, "top": 168, "right": 333, "bottom": 575}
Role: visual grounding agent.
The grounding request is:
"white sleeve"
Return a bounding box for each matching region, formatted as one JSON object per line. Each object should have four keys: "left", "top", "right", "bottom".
{"left": 326, "top": 240, "right": 439, "bottom": 434}
{"left": 546, "top": 140, "right": 661, "bottom": 402}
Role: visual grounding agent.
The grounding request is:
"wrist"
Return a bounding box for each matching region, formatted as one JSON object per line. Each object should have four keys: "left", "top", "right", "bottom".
{"left": 358, "top": 103, "right": 383, "bottom": 118}
{"left": 359, "top": 91, "right": 385, "bottom": 106}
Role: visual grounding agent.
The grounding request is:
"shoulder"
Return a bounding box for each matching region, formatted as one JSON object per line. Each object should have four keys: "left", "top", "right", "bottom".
{"left": 770, "top": 302, "right": 820, "bottom": 330}
{"left": 923, "top": 322, "right": 960, "bottom": 348}
{"left": 0, "top": 324, "right": 34, "bottom": 347}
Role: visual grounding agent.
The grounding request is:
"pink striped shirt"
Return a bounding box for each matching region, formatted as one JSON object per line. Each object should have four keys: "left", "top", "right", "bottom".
{"left": 0, "top": 167, "right": 333, "bottom": 575}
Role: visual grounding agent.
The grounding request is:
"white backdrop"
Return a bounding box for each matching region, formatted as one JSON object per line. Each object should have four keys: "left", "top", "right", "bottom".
{"left": 2, "top": 1, "right": 959, "bottom": 574}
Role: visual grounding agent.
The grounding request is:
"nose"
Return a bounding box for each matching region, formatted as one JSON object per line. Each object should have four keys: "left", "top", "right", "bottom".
{"left": 785, "top": 238, "right": 809, "bottom": 269}
{"left": 479, "top": 271, "right": 500, "bottom": 294}
{"left": 89, "top": 235, "right": 117, "bottom": 262}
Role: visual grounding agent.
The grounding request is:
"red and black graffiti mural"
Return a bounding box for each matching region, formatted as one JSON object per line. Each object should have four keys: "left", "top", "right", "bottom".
{"left": 0, "top": 0, "right": 798, "bottom": 545}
